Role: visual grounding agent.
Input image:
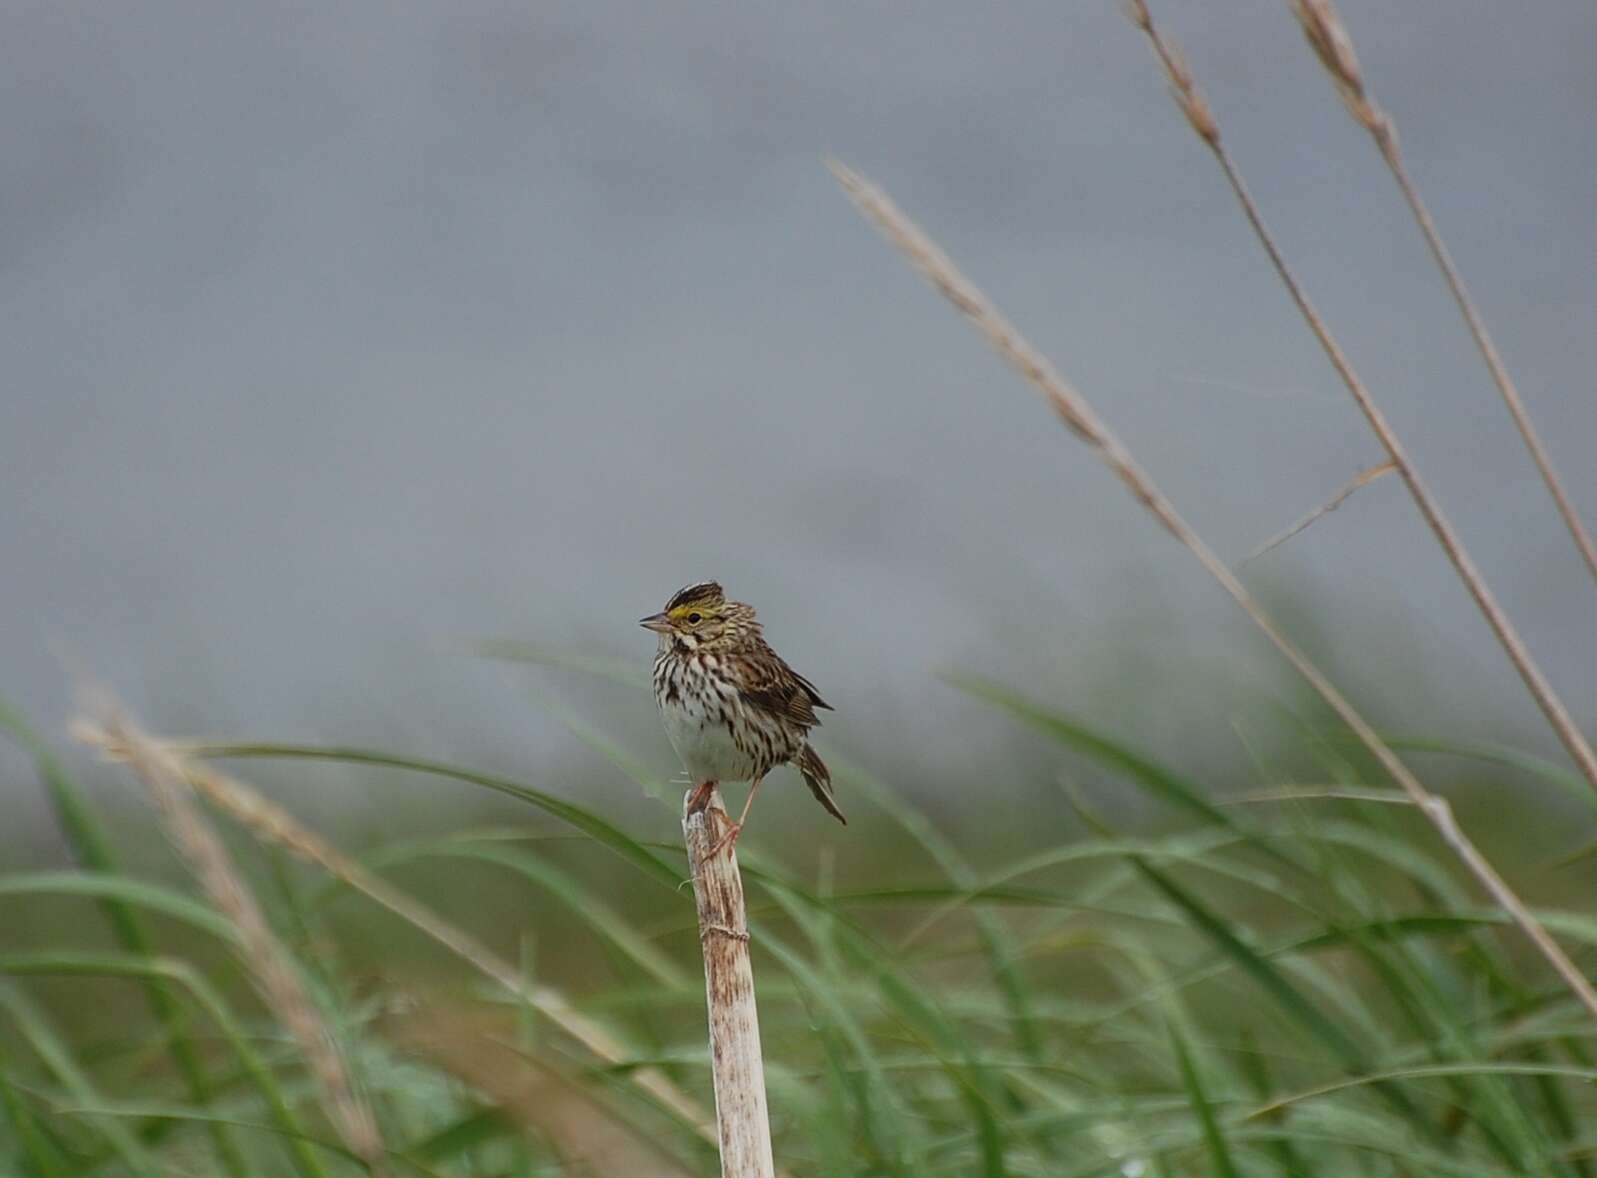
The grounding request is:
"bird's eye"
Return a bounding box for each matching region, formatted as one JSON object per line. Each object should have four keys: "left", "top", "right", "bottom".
{"left": 687, "top": 612, "right": 702, "bottom": 624}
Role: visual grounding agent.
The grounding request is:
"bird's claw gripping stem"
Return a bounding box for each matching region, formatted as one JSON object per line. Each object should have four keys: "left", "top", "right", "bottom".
{"left": 685, "top": 780, "right": 716, "bottom": 816}
{"left": 705, "top": 820, "right": 743, "bottom": 859}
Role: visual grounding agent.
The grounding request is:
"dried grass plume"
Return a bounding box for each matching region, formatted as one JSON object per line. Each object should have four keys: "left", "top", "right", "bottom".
{"left": 74, "top": 704, "right": 385, "bottom": 1170}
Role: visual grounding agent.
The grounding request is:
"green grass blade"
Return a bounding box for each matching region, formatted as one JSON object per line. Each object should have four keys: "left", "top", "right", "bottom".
{"left": 1384, "top": 735, "right": 1597, "bottom": 812}
{"left": 363, "top": 837, "right": 692, "bottom": 989}
{"left": 0, "top": 982, "right": 163, "bottom": 1178}
{"left": 46, "top": 1101, "right": 362, "bottom": 1165}
{"left": 944, "top": 673, "right": 1305, "bottom": 880}
{"left": 1235, "top": 1029, "right": 1311, "bottom": 1178}
{"left": 754, "top": 865, "right": 1013, "bottom": 1177}
{"left": 0, "top": 952, "right": 334, "bottom": 1178}
{"left": 1167, "top": 1018, "right": 1240, "bottom": 1178}
{"left": 182, "top": 742, "right": 684, "bottom": 890}
{"left": 0, "top": 871, "right": 241, "bottom": 944}
{"left": 754, "top": 917, "right": 914, "bottom": 1175}
{"left": 1247, "top": 1061, "right": 1597, "bottom": 1118}
{"left": 1521, "top": 1044, "right": 1593, "bottom": 1178}
{"left": 943, "top": 673, "right": 1240, "bottom": 828}
{"left": 1129, "top": 856, "right": 1439, "bottom": 1138}
{"left": 402, "top": 1107, "right": 511, "bottom": 1164}
{"left": 0, "top": 702, "right": 248, "bottom": 1178}
{"left": 833, "top": 754, "right": 1050, "bottom": 1100}
{"left": 0, "top": 1042, "right": 72, "bottom": 1178}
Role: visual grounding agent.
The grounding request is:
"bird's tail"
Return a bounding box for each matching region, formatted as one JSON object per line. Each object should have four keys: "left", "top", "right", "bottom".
{"left": 796, "top": 743, "right": 846, "bottom": 826}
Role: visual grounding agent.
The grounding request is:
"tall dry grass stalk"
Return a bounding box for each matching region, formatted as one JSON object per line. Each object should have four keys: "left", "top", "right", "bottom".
{"left": 1289, "top": 0, "right": 1597, "bottom": 588}
{"left": 826, "top": 161, "right": 1597, "bottom": 1024}
{"left": 1126, "top": 0, "right": 1597, "bottom": 799}
{"left": 74, "top": 706, "right": 386, "bottom": 1171}
{"left": 682, "top": 788, "right": 776, "bottom": 1178}
{"left": 72, "top": 709, "right": 720, "bottom": 1151}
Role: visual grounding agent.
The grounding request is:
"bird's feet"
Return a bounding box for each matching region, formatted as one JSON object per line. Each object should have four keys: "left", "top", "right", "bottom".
{"left": 685, "top": 780, "right": 716, "bottom": 815}
{"left": 704, "top": 818, "right": 743, "bottom": 859}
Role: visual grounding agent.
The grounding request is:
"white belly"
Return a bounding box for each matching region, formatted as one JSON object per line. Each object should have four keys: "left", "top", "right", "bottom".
{"left": 659, "top": 693, "right": 762, "bottom": 783}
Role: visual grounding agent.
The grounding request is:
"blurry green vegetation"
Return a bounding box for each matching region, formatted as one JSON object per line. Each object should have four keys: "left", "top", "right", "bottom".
{"left": 3, "top": 654, "right": 1597, "bottom": 1177}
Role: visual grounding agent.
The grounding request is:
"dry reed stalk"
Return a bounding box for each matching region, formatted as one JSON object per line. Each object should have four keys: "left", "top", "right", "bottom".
{"left": 683, "top": 788, "right": 775, "bottom": 1178}
{"left": 74, "top": 707, "right": 385, "bottom": 1171}
{"left": 71, "top": 719, "right": 720, "bottom": 1149}
{"left": 1289, "top": 0, "right": 1597, "bottom": 588}
{"left": 827, "top": 160, "right": 1597, "bottom": 1024}
{"left": 1125, "top": 1, "right": 1597, "bottom": 799}
{"left": 1242, "top": 460, "right": 1394, "bottom": 564}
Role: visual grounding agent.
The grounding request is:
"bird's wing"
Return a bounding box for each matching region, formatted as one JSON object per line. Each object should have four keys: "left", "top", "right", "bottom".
{"left": 737, "top": 645, "right": 827, "bottom": 728}
{"left": 790, "top": 669, "right": 832, "bottom": 712}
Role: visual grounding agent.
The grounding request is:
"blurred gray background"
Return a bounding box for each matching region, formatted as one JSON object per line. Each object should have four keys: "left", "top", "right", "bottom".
{"left": 4, "top": 1, "right": 1595, "bottom": 833}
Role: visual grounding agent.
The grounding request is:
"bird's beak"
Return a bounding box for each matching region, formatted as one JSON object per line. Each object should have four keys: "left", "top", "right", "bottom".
{"left": 639, "top": 613, "right": 672, "bottom": 634}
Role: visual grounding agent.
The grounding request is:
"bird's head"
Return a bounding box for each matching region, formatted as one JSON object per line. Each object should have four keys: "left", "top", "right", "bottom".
{"left": 640, "top": 581, "right": 756, "bottom": 651}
